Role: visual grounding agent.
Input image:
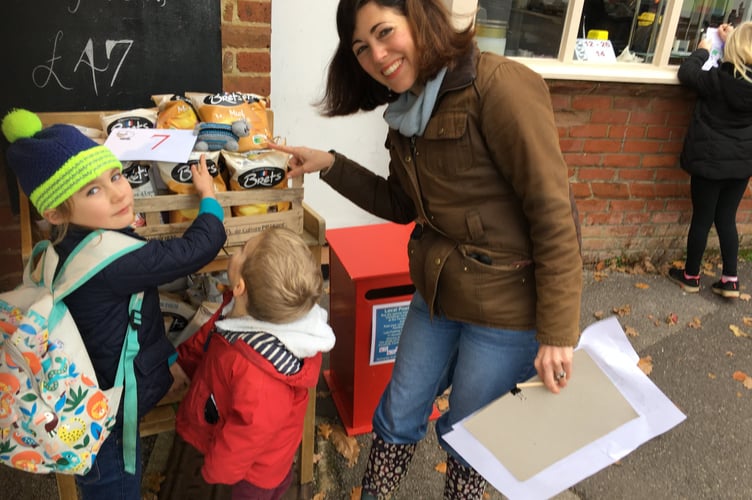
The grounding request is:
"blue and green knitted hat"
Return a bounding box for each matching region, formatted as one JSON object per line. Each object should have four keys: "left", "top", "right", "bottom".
{"left": 1, "top": 108, "right": 122, "bottom": 214}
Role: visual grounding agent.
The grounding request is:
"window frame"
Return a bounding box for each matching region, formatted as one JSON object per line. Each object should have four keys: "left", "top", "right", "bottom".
{"left": 492, "top": 0, "right": 686, "bottom": 84}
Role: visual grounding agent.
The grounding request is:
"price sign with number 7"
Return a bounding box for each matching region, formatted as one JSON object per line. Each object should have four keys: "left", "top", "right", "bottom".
{"left": 104, "top": 128, "right": 198, "bottom": 162}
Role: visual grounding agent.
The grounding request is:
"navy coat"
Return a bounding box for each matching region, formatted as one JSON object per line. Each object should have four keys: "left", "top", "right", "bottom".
{"left": 55, "top": 213, "right": 226, "bottom": 418}
{"left": 678, "top": 48, "right": 752, "bottom": 180}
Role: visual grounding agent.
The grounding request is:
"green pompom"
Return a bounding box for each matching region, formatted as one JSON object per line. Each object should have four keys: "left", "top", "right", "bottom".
{"left": 1, "top": 108, "right": 43, "bottom": 144}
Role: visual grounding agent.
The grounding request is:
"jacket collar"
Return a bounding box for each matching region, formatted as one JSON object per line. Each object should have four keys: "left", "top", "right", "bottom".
{"left": 437, "top": 44, "right": 478, "bottom": 100}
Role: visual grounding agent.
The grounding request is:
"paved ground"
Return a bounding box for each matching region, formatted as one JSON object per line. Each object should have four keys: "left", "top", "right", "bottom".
{"left": 3, "top": 260, "right": 751, "bottom": 499}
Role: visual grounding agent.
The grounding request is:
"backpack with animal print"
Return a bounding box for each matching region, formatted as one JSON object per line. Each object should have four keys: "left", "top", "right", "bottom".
{"left": 0, "top": 230, "right": 145, "bottom": 475}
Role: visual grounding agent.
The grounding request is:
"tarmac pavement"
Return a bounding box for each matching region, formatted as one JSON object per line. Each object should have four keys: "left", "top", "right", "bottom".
{"left": 314, "top": 260, "right": 752, "bottom": 500}
{"left": 2, "top": 260, "right": 751, "bottom": 499}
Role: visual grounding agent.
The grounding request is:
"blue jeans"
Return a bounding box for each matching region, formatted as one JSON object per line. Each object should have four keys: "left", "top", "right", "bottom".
{"left": 75, "top": 424, "right": 142, "bottom": 500}
{"left": 372, "top": 292, "right": 539, "bottom": 465}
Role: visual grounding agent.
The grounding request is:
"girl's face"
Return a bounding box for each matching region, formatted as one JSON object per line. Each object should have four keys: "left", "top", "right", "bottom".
{"left": 351, "top": 3, "right": 418, "bottom": 94}
{"left": 60, "top": 168, "right": 134, "bottom": 230}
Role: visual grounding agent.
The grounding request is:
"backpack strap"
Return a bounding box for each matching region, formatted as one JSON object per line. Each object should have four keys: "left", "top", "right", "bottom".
{"left": 115, "top": 291, "right": 144, "bottom": 474}
{"left": 52, "top": 230, "right": 146, "bottom": 475}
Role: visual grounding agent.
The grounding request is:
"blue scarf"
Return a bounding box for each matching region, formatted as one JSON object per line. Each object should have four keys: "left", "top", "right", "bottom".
{"left": 383, "top": 67, "right": 447, "bottom": 137}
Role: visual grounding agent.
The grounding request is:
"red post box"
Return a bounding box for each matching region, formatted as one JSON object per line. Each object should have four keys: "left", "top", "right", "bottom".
{"left": 324, "top": 222, "right": 435, "bottom": 435}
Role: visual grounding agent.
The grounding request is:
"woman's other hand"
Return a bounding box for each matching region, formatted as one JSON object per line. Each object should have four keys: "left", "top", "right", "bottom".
{"left": 534, "top": 344, "right": 574, "bottom": 394}
{"left": 266, "top": 142, "right": 335, "bottom": 178}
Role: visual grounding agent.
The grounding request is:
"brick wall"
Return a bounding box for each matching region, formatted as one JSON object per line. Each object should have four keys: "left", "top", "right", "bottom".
{"left": 1, "top": 1, "right": 751, "bottom": 291}
{"left": 549, "top": 80, "right": 752, "bottom": 265}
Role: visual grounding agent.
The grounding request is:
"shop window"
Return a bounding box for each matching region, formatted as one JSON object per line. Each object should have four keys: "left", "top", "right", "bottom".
{"left": 473, "top": 0, "right": 752, "bottom": 83}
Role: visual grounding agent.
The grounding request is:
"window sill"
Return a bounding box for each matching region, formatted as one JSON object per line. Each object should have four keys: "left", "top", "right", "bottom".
{"left": 515, "top": 58, "right": 681, "bottom": 85}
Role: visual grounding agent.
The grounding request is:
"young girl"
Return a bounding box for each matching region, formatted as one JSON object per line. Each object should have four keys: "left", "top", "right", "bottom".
{"left": 1, "top": 108, "right": 227, "bottom": 499}
{"left": 669, "top": 23, "right": 752, "bottom": 298}
{"left": 173, "top": 228, "right": 335, "bottom": 500}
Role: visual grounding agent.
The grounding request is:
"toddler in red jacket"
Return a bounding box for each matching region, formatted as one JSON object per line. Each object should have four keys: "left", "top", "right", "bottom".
{"left": 173, "top": 227, "right": 335, "bottom": 499}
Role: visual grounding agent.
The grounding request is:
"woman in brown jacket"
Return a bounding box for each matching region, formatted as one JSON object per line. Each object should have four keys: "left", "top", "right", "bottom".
{"left": 269, "top": 1, "right": 582, "bottom": 498}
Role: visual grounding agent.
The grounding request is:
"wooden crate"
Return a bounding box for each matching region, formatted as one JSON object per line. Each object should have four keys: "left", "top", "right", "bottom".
{"left": 37, "top": 110, "right": 309, "bottom": 258}
{"left": 132, "top": 178, "right": 304, "bottom": 248}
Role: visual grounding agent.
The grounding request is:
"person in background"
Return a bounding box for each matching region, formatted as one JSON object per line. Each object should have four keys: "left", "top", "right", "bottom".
{"left": 172, "top": 228, "right": 335, "bottom": 500}
{"left": 669, "top": 22, "right": 751, "bottom": 299}
{"left": 1, "top": 108, "right": 227, "bottom": 499}
{"left": 267, "top": 0, "right": 583, "bottom": 498}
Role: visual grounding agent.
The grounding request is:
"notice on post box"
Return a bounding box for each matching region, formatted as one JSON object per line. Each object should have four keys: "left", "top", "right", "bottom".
{"left": 370, "top": 301, "right": 410, "bottom": 365}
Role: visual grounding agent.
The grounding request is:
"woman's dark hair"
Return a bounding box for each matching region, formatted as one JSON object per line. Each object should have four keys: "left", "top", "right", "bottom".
{"left": 320, "top": 0, "right": 475, "bottom": 116}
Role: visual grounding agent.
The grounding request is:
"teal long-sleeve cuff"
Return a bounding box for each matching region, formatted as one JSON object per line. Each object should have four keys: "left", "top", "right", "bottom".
{"left": 199, "top": 197, "right": 224, "bottom": 222}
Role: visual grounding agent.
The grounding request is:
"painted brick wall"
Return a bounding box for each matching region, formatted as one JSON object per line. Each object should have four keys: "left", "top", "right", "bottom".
{"left": 2, "top": 1, "right": 751, "bottom": 291}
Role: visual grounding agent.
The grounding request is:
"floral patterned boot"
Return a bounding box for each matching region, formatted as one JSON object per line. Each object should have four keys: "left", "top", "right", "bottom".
{"left": 361, "top": 433, "right": 417, "bottom": 499}
{"left": 443, "top": 454, "right": 486, "bottom": 500}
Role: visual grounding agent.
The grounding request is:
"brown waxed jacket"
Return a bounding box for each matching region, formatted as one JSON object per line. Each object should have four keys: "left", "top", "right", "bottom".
{"left": 322, "top": 48, "right": 582, "bottom": 347}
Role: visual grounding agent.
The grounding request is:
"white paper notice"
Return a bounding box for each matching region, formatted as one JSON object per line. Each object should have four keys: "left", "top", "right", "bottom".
{"left": 443, "top": 316, "right": 686, "bottom": 500}
{"left": 702, "top": 27, "right": 724, "bottom": 71}
{"left": 104, "top": 128, "right": 197, "bottom": 162}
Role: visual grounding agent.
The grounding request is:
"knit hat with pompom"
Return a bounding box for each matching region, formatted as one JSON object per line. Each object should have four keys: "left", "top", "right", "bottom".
{"left": 2, "top": 108, "right": 122, "bottom": 214}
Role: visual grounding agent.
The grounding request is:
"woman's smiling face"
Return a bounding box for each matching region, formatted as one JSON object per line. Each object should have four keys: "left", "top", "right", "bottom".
{"left": 351, "top": 2, "right": 418, "bottom": 94}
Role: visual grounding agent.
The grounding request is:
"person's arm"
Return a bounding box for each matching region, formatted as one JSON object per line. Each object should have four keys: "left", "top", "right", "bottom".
{"left": 479, "top": 61, "right": 582, "bottom": 393}
{"left": 176, "top": 294, "right": 230, "bottom": 377}
{"left": 267, "top": 142, "right": 417, "bottom": 223}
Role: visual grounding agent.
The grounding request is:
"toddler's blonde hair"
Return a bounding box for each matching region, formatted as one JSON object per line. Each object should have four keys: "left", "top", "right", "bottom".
{"left": 724, "top": 21, "right": 752, "bottom": 83}
{"left": 242, "top": 227, "right": 323, "bottom": 324}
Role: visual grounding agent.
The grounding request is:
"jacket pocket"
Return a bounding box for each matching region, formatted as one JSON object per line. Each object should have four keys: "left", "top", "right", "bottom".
{"left": 422, "top": 112, "right": 473, "bottom": 174}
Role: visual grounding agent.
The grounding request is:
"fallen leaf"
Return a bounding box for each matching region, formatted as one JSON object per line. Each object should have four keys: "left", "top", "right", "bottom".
{"left": 141, "top": 472, "right": 164, "bottom": 494}
{"left": 726, "top": 351, "right": 734, "bottom": 357}
{"left": 635, "top": 282, "right": 650, "bottom": 289}
{"left": 687, "top": 317, "right": 702, "bottom": 329}
{"left": 708, "top": 373, "right": 716, "bottom": 379}
{"left": 625, "top": 326, "right": 639, "bottom": 337}
{"left": 593, "top": 310, "right": 605, "bottom": 320}
{"left": 435, "top": 461, "right": 447, "bottom": 474}
{"left": 740, "top": 293, "right": 751, "bottom": 301}
{"left": 483, "top": 493, "right": 492, "bottom": 500}
{"left": 595, "top": 261, "right": 606, "bottom": 271}
{"left": 666, "top": 312, "right": 678, "bottom": 326}
{"left": 743, "top": 317, "right": 752, "bottom": 327}
{"left": 729, "top": 325, "right": 750, "bottom": 338}
{"left": 613, "top": 304, "right": 631, "bottom": 316}
{"left": 638, "top": 355, "right": 653, "bottom": 375}
{"left": 745, "top": 378, "right": 752, "bottom": 390}
{"left": 732, "top": 370, "right": 748, "bottom": 382}
{"left": 313, "top": 452, "right": 323, "bottom": 464}
{"left": 330, "top": 426, "right": 361, "bottom": 467}
{"left": 350, "top": 486, "right": 361, "bottom": 500}
{"left": 594, "top": 271, "right": 608, "bottom": 282}
{"left": 314, "top": 493, "right": 326, "bottom": 500}
{"left": 317, "top": 422, "right": 333, "bottom": 440}
{"left": 435, "top": 395, "right": 450, "bottom": 413}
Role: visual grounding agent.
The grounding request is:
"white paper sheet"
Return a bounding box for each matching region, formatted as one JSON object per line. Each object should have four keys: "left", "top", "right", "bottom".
{"left": 443, "top": 316, "right": 686, "bottom": 500}
{"left": 702, "top": 27, "right": 724, "bottom": 71}
{"left": 104, "top": 128, "right": 197, "bottom": 162}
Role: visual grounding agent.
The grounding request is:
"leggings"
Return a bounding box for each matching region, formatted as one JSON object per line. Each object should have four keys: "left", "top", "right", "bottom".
{"left": 685, "top": 175, "right": 750, "bottom": 277}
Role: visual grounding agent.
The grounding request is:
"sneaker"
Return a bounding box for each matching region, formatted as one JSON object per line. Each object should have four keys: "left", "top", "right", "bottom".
{"left": 711, "top": 279, "right": 740, "bottom": 298}
{"left": 668, "top": 268, "right": 700, "bottom": 293}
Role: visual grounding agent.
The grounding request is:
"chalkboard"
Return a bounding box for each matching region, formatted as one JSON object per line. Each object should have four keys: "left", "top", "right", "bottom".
{"left": 1, "top": 0, "right": 223, "bottom": 117}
